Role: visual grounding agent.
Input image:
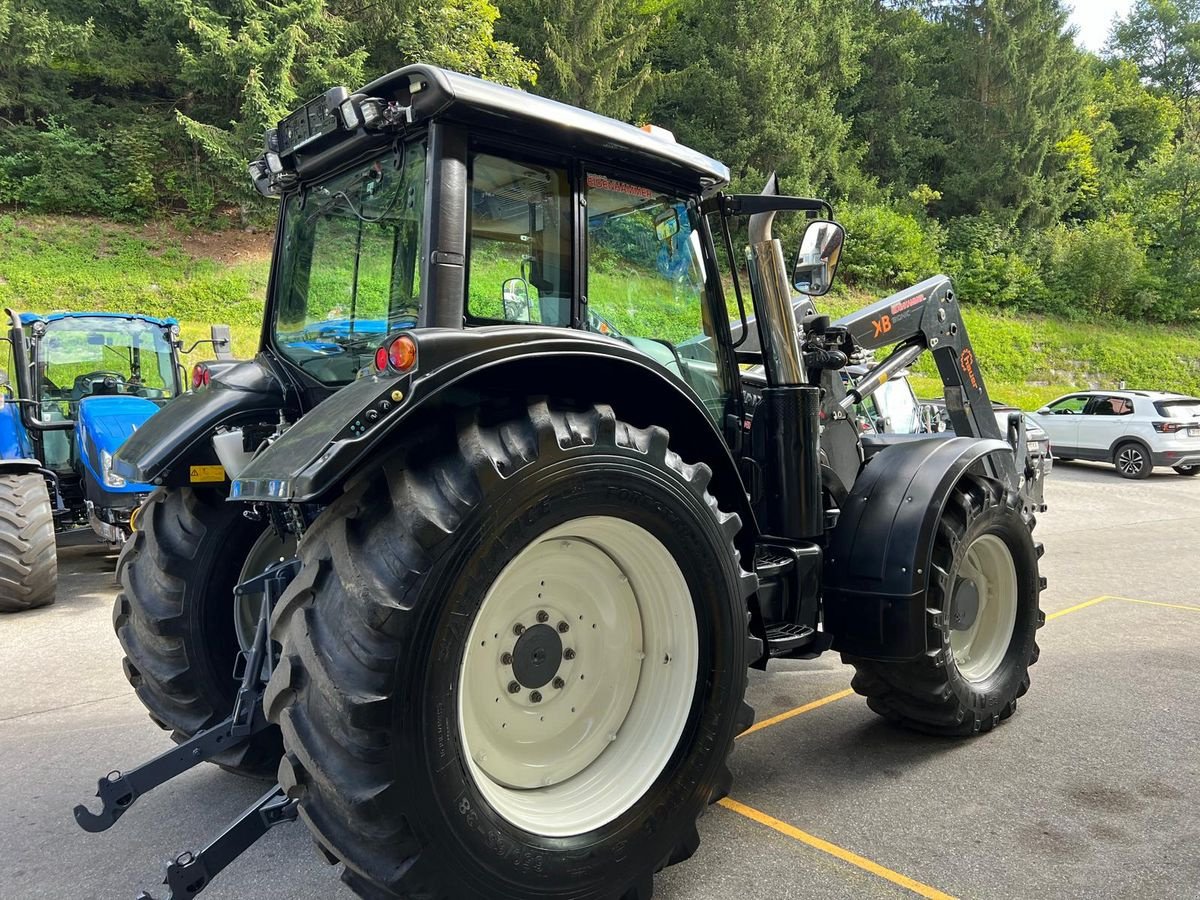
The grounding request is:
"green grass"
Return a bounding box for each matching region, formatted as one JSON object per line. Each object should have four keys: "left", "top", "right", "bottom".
{"left": 2, "top": 215, "right": 1198, "bottom": 409}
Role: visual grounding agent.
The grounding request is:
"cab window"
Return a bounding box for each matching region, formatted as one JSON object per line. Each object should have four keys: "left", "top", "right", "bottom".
{"left": 584, "top": 174, "right": 727, "bottom": 418}
{"left": 467, "top": 154, "right": 572, "bottom": 327}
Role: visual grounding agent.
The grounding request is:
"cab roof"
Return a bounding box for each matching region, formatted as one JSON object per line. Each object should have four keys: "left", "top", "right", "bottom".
{"left": 19, "top": 311, "right": 178, "bottom": 328}
{"left": 319, "top": 65, "right": 730, "bottom": 193}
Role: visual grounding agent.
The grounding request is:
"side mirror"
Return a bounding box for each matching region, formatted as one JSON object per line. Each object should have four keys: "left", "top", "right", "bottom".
{"left": 502, "top": 278, "right": 533, "bottom": 323}
{"left": 1036, "top": 407, "right": 1050, "bottom": 415}
{"left": 793, "top": 220, "right": 845, "bottom": 296}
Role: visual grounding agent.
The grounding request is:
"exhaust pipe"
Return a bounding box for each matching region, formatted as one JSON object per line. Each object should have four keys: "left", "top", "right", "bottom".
{"left": 744, "top": 174, "right": 823, "bottom": 540}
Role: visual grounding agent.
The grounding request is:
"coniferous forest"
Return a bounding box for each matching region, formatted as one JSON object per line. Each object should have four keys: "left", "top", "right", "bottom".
{"left": 2, "top": 0, "right": 1199, "bottom": 324}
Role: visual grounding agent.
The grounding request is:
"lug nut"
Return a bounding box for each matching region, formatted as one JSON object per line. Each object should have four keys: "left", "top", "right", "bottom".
{"left": 563, "top": 648, "right": 576, "bottom": 660}
{"left": 557, "top": 621, "right": 569, "bottom": 633}
{"left": 530, "top": 691, "right": 543, "bottom": 703}
{"left": 507, "top": 681, "right": 521, "bottom": 694}
{"left": 500, "top": 652, "right": 513, "bottom": 665}
{"left": 553, "top": 677, "right": 565, "bottom": 690}
{"left": 536, "top": 610, "right": 549, "bottom": 623}
{"left": 513, "top": 623, "right": 525, "bottom": 636}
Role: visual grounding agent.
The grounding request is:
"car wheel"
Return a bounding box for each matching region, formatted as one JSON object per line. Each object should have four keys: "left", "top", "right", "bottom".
{"left": 1114, "top": 443, "right": 1152, "bottom": 480}
{"left": 1173, "top": 465, "right": 1200, "bottom": 476}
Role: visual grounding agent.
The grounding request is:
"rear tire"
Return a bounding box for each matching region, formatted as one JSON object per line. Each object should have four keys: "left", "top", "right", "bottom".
{"left": 0, "top": 471, "right": 57, "bottom": 612}
{"left": 114, "top": 487, "right": 283, "bottom": 776}
{"left": 845, "top": 474, "right": 1043, "bottom": 735}
{"left": 1173, "top": 465, "right": 1199, "bottom": 476}
{"left": 266, "top": 401, "right": 755, "bottom": 900}
{"left": 1114, "top": 442, "right": 1152, "bottom": 479}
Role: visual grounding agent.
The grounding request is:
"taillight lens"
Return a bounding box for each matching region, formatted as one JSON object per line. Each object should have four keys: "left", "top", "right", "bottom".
{"left": 374, "top": 346, "right": 389, "bottom": 372}
{"left": 191, "top": 365, "right": 211, "bottom": 389}
{"left": 1153, "top": 421, "right": 1183, "bottom": 433}
{"left": 387, "top": 335, "right": 417, "bottom": 372}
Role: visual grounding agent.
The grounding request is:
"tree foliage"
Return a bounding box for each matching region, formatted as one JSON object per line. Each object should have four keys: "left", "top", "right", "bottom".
{"left": 2, "top": 0, "right": 1200, "bottom": 324}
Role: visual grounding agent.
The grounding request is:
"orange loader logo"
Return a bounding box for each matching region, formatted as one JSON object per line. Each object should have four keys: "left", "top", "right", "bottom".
{"left": 871, "top": 315, "right": 892, "bottom": 339}
{"left": 960, "top": 348, "right": 980, "bottom": 390}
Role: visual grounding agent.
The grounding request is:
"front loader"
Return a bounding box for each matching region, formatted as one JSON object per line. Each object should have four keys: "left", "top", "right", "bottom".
{"left": 76, "top": 64, "right": 1046, "bottom": 900}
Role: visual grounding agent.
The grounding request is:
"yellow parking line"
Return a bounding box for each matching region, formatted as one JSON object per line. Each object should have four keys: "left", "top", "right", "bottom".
{"left": 719, "top": 797, "right": 958, "bottom": 900}
{"left": 738, "top": 688, "right": 854, "bottom": 738}
{"left": 1045, "top": 595, "right": 1110, "bottom": 620}
{"left": 1111, "top": 596, "right": 1200, "bottom": 613}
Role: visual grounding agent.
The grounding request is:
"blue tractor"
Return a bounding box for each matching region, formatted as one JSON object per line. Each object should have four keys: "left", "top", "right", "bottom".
{"left": 0, "top": 310, "right": 230, "bottom": 611}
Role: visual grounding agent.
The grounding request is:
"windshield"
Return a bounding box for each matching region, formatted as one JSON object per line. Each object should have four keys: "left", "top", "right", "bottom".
{"left": 273, "top": 139, "right": 426, "bottom": 385}
{"left": 33, "top": 316, "right": 177, "bottom": 421}
{"left": 864, "top": 377, "right": 922, "bottom": 434}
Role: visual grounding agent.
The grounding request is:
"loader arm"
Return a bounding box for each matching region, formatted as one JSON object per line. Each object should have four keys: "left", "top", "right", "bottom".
{"left": 833, "top": 275, "right": 1003, "bottom": 443}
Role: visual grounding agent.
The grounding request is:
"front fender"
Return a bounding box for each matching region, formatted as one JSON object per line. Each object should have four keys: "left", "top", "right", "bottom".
{"left": 231, "top": 326, "right": 756, "bottom": 544}
{"left": 113, "top": 355, "right": 287, "bottom": 484}
{"left": 823, "top": 436, "right": 1014, "bottom": 661}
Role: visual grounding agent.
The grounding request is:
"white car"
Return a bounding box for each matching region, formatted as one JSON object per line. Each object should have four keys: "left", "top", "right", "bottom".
{"left": 1035, "top": 390, "right": 1200, "bottom": 479}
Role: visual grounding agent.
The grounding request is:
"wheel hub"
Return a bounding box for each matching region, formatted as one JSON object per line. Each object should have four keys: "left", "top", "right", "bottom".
{"left": 510, "top": 623, "right": 563, "bottom": 689}
{"left": 949, "top": 577, "right": 980, "bottom": 631}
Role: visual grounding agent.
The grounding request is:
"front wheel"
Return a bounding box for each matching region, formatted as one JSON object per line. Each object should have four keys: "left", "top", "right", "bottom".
{"left": 1173, "top": 465, "right": 1200, "bottom": 476}
{"left": 845, "top": 474, "right": 1044, "bottom": 735}
{"left": 266, "top": 401, "right": 755, "bottom": 900}
{"left": 0, "top": 471, "right": 57, "bottom": 612}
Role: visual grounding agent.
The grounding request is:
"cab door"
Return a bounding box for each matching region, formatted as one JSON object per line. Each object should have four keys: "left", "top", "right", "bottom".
{"left": 1036, "top": 394, "right": 1088, "bottom": 454}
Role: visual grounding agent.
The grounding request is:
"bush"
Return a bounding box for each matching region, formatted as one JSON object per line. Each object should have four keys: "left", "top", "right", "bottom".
{"left": 836, "top": 202, "right": 944, "bottom": 289}
{"left": 941, "top": 214, "right": 1046, "bottom": 309}
{"left": 1039, "top": 219, "right": 1157, "bottom": 319}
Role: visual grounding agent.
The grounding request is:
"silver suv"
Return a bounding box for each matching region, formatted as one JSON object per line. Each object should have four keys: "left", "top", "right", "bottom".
{"left": 1035, "top": 390, "right": 1200, "bottom": 479}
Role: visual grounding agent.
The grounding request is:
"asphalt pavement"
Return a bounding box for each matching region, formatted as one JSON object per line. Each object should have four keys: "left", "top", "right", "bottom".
{"left": 1, "top": 459, "right": 1197, "bottom": 900}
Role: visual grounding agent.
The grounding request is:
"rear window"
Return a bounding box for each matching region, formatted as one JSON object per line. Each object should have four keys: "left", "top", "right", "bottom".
{"left": 1154, "top": 399, "right": 1200, "bottom": 419}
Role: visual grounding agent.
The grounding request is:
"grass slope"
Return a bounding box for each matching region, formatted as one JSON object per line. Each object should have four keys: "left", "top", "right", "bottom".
{"left": 2, "top": 215, "right": 1197, "bottom": 407}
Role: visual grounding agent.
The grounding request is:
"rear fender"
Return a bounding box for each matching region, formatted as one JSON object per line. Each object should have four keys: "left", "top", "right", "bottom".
{"left": 823, "top": 436, "right": 1014, "bottom": 661}
{"left": 230, "top": 327, "right": 757, "bottom": 555}
{"left": 112, "top": 355, "right": 288, "bottom": 486}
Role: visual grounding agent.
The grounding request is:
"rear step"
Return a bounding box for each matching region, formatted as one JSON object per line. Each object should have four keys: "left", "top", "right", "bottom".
{"left": 754, "top": 541, "right": 827, "bottom": 660}
{"left": 764, "top": 622, "right": 816, "bottom": 654}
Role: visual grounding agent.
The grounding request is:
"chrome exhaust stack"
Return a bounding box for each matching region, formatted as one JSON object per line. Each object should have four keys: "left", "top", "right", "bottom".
{"left": 746, "top": 173, "right": 806, "bottom": 387}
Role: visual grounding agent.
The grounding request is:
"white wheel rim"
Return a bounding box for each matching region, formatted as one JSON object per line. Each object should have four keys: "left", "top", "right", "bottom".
{"left": 949, "top": 534, "right": 1018, "bottom": 683}
{"left": 458, "top": 516, "right": 698, "bottom": 837}
{"left": 234, "top": 528, "right": 297, "bottom": 653}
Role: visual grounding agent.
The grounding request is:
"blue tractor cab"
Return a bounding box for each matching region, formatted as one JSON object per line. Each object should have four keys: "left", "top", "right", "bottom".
{"left": 0, "top": 310, "right": 231, "bottom": 611}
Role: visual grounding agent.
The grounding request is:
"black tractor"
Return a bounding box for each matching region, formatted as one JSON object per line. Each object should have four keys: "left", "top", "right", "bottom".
{"left": 77, "top": 65, "right": 1047, "bottom": 900}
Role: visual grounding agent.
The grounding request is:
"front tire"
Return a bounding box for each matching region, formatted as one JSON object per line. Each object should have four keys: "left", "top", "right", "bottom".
{"left": 845, "top": 474, "right": 1044, "bottom": 735}
{"left": 0, "top": 471, "right": 57, "bottom": 612}
{"left": 266, "top": 401, "right": 755, "bottom": 900}
{"left": 114, "top": 487, "right": 285, "bottom": 775}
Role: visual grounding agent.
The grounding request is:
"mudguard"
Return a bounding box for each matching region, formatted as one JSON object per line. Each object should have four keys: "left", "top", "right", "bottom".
{"left": 76, "top": 396, "right": 159, "bottom": 505}
{"left": 822, "top": 435, "right": 1014, "bottom": 661}
{"left": 230, "top": 326, "right": 756, "bottom": 543}
{"left": 113, "top": 356, "right": 286, "bottom": 484}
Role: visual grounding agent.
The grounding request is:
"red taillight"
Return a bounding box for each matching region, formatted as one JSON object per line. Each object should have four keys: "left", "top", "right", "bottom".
{"left": 387, "top": 335, "right": 417, "bottom": 372}
{"left": 191, "top": 365, "right": 211, "bottom": 389}
{"left": 374, "top": 346, "right": 389, "bottom": 372}
{"left": 1154, "top": 421, "right": 1184, "bottom": 433}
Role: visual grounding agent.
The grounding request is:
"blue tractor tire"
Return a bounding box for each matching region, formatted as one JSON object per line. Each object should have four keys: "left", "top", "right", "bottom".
{"left": 0, "top": 471, "right": 57, "bottom": 612}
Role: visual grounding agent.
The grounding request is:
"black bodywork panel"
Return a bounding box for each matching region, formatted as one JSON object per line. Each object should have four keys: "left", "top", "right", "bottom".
{"left": 230, "top": 326, "right": 756, "bottom": 544}
{"left": 821, "top": 435, "right": 1013, "bottom": 661}
{"left": 113, "top": 357, "right": 288, "bottom": 484}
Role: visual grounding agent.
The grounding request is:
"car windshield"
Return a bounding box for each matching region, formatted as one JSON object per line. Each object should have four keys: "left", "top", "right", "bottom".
{"left": 1155, "top": 399, "right": 1200, "bottom": 418}
{"left": 33, "top": 316, "right": 177, "bottom": 421}
{"left": 272, "top": 139, "right": 426, "bottom": 385}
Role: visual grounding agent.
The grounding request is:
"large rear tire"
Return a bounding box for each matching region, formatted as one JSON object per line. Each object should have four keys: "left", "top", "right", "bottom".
{"left": 845, "top": 474, "right": 1044, "bottom": 735}
{"left": 0, "top": 471, "right": 57, "bottom": 612}
{"left": 266, "top": 401, "right": 755, "bottom": 900}
{"left": 114, "top": 487, "right": 285, "bottom": 776}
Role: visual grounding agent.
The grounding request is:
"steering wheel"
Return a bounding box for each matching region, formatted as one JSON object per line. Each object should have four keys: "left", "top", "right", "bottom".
{"left": 73, "top": 370, "right": 126, "bottom": 397}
